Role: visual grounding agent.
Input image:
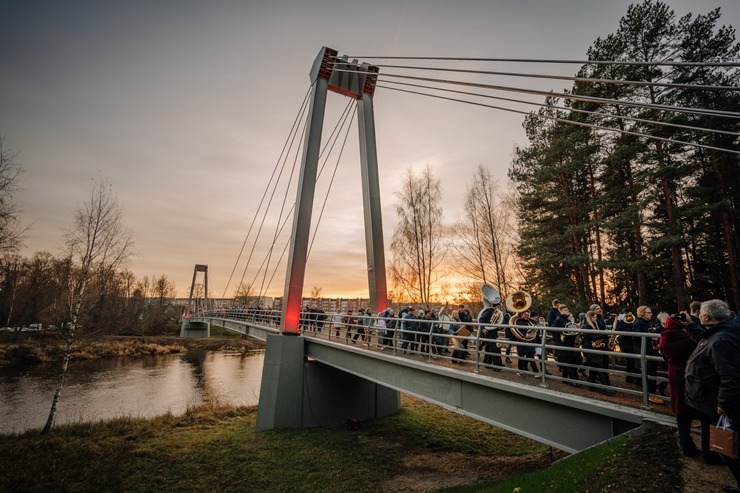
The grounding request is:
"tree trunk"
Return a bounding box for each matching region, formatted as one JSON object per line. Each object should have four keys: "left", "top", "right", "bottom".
{"left": 655, "top": 140, "right": 686, "bottom": 309}
{"left": 41, "top": 340, "right": 72, "bottom": 434}
{"left": 710, "top": 152, "right": 740, "bottom": 309}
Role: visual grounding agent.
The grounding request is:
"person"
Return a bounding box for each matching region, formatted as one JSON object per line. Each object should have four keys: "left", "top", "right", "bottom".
{"left": 547, "top": 298, "right": 560, "bottom": 326}
{"left": 331, "top": 309, "right": 344, "bottom": 337}
{"left": 352, "top": 308, "right": 368, "bottom": 345}
{"left": 583, "top": 309, "right": 611, "bottom": 393}
{"left": 478, "top": 300, "right": 503, "bottom": 371}
{"left": 615, "top": 309, "right": 638, "bottom": 384}
{"left": 551, "top": 304, "right": 580, "bottom": 385}
{"left": 659, "top": 314, "right": 713, "bottom": 459}
{"left": 379, "top": 308, "right": 395, "bottom": 350}
{"left": 685, "top": 299, "right": 740, "bottom": 491}
{"left": 689, "top": 300, "right": 702, "bottom": 325}
{"left": 343, "top": 310, "right": 356, "bottom": 343}
{"left": 633, "top": 305, "right": 663, "bottom": 404}
{"left": 530, "top": 309, "right": 549, "bottom": 373}
{"left": 449, "top": 309, "right": 470, "bottom": 364}
{"left": 515, "top": 310, "right": 539, "bottom": 376}
{"left": 400, "top": 308, "right": 417, "bottom": 353}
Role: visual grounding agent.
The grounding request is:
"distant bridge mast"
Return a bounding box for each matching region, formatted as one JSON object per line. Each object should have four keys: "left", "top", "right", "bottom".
{"left": 281, "top": 47, "right": 387, "bottom": 334}
{"left": 186, "top": 264, "right": 209, "bottom": 317}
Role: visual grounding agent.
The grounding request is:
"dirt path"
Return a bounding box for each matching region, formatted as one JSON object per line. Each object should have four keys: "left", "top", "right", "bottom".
{"left": 681, "top": 455, "right": 735, "bottom": 492}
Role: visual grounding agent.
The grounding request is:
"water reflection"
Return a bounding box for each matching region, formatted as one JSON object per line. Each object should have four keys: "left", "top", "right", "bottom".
{"left": 0, "top": 350, "right": 264, "bottom": 435}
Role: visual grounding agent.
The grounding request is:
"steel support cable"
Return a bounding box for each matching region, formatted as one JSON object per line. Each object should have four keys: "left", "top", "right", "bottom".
{"left": 258, "top": 101, "right": 355, "bottom": 297}
{"left": 307, "top": 102, "right": 356, "bottom": 259}
{"left": 221, "top": 86, "right": 312, "bottom": 300}
{"left": 382, "top": 79, "right": 740, "bottom": 138}
{"left": 234, "top": 91, "right": 311, "bottom": 303}
{"left": 254, "top": 99, "right": 356, "bottom": 299}
{"left": 346, "top": 55, "right": 740, "bottom": 68}
{"left": 369, "top": 64, "right": 740, "bottom": 93}
{"left": 376, "top": 71, "right": 740, "bottom": 120}
{"left": 379, "top": 84, "right": 740, "bottom": 156}
{"left": 257, "top": 115, "right": 307, "bottom": 301}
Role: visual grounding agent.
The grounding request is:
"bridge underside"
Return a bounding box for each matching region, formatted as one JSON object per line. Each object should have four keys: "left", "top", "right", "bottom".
{"left": 191, "top": 318, "right": 670, "bottom": 453}
{"left": 303, "top": 339, "right": 658, "bottom": 453}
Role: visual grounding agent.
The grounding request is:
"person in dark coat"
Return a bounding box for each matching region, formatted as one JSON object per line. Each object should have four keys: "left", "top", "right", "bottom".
{"left": 659, "top": 315, "right": 712, "bottom": 459}
{"left": 633, "top": 305, "right": 663, "bottom": 403}
{"left": 551, "top": 304, "right": 580, "bottom": 384}
{"left": 686, "top": 300, "right": 740, "bottom": 489}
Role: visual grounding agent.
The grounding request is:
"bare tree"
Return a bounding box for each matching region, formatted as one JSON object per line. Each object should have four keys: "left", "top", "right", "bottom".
{"left": 310, "top": 285, "right": 322, "bottom": 299}
{"left": 390, "top": 166, "right": 446, "bottom": 303}
{"left": 0, "top": 136, "right": 25, "bottom": 253}
{"left": 42, "top": 175, "right": 133, "bottom": 434}
{"left": 234, "top": 281, "right": 261, "bottom": 307}
{"left": 452, "top": 165, "right": 519, "bottom": 295}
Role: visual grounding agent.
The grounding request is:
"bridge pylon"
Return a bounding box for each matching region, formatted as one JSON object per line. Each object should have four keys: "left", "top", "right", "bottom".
{"left": 257, "top": 47, "right": 399, "bottom": 430}
{"left": 180, "top": 264, "right": 211, "bottom": 338}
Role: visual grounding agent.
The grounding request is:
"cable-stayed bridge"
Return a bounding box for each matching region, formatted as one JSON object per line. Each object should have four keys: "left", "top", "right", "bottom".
{"left": 189, "top": 306, "right": 675, "bottom": 453}
{"left": 182, "top": 47, "right": 737, "bottom": 453}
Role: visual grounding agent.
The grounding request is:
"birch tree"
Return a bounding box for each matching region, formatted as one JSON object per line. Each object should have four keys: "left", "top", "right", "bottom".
{"left": 390, "top": 166, "right": 446, "bottom": 303}
{"left": 42, "top": 175, "right": 134, "bottom": 434}
{"left": 0, "top": 136, "right": 25, "bottom": 253}
{"left": 454, "top": 164, "right": 517, "bottom": 294}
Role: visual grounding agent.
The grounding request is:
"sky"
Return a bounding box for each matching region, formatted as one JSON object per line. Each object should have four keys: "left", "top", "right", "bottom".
{"left": 2, "top": 0, "right": 739, "bottom": 299}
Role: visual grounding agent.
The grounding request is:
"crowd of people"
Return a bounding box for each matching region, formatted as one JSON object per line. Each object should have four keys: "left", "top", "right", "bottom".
{"left": 310, "top": 296, "right": 740, "bottom": 493}
{"left": 225, "top": 295, "right": 740, "bottom": 492}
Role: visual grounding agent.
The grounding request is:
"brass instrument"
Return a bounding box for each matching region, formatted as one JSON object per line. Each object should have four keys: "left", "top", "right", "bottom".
{"left": 505, "top": 290, "right": 531, "bottom": 312}
{"left": 478, "top": 284, "right": 503, "bottom": 327}
{"left": 624, "top": 312, "right": 635, "bottom": 324}
{"left": 608, "top": 333, "right": 620, "bottom": 351}
{"left": 563, "top": 321, "right": 580, "bottom": 336}
{"left": 562, "top": 321, "right": 582, "bottom": 347}
{"left": 505, "top": 290, "right": 537, "bottom": 342}
{"left": 591, "top": 338, "right": 607, "bottom": 350}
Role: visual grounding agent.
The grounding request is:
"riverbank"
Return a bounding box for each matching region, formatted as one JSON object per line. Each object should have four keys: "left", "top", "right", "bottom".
{"left": 0, "top": 329, "right": 265, "bottom": 365}
{"left": 0, "top": 395, "right": 688, "bottom": 493}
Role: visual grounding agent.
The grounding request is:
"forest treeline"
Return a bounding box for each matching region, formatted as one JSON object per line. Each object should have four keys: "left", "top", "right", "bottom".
{"left": 509, "top": 1, "right": 739, "bottom": 312}
{"left": 0, "top": 251, "right": 181, "bottom": 335}
{"left": 387, "top": 1, "right": 739, "bottom": 314}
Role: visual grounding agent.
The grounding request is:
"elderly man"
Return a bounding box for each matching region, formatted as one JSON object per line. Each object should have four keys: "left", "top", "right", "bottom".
{"left": 685, "top": 299, "right": 740, "bottom": 493}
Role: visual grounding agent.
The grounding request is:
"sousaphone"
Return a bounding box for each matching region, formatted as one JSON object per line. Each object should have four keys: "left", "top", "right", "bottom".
{"left": 505, "top": 290, "right": 537, "bottom": 342}
{"left": 478, "top": 284, "right": 503, "bottom": 325}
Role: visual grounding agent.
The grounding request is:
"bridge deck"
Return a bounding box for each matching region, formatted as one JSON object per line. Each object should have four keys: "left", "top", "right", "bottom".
{"left": 189, "top": 313, "right": 675, "bottom": 452}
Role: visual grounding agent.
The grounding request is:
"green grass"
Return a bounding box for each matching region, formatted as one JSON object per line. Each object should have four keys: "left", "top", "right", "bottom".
{"left": 439, "top": 437, "right": 627, "bottom": 493}
{"left": 0, "top": 398, "right": 675, "bottom": 493}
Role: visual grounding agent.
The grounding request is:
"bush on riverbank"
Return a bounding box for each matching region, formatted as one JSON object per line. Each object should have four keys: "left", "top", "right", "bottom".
{"left": 0, "top": 395, "right": 682, "bottom": 493}
{"left": 0, "top": 333, "right": 264, "bottom": 366}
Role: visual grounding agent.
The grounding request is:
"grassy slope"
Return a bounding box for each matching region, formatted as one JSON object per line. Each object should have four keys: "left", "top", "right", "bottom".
{"left": 0, "top": 397, "right": 681, "bottom": 493}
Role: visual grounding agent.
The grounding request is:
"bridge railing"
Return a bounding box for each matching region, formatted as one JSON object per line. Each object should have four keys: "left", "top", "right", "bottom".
{"left": 192, "top": 307, "right": 668, "bottom": 411}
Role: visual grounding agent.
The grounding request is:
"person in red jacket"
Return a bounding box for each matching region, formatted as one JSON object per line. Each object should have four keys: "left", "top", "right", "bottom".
{"left": 659, "top": 314, "right": 718, "bottom": 462}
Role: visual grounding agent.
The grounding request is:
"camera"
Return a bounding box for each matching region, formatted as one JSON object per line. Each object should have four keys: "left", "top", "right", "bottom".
{"left": 670, "top": 312, "right": 689, "bottom": 323}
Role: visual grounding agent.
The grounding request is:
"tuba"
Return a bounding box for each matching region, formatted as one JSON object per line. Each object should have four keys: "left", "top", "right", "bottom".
{"left": 505, "top": 290, "right": 537, "bottom": 342}
{"left": 624, "top": 312, "right": 635, "bottom": 324}
{"left": 478, "top": 284, "right": 503, "bottom": 325}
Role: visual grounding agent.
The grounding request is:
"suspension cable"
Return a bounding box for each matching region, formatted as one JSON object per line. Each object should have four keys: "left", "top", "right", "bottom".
{"left": 253, "top": 98, "right": 357, "bottom": 300}
{"left": 221, "top": 86, "right": 312, "bottom": 300}
{"left": 307, "top": 100, "right": 355, "bottom": 259}
{"left": 382, "top": 79, "right": 740, "bottom": 138}
{"left": 376, "top": 72, "right": 740, "bottom": 120}
{"left": 379, "top": 84, "right": 740, "bottom": 155}
{"left": 371, "top": 64, "right": 740, "bottom": 93}
{"left": 345, "top": 55, "right": 740, "bottom": 68}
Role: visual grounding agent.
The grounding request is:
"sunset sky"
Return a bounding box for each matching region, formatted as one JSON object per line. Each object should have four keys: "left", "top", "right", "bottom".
{"left": 2, "top": 0, "right": 738, "bottom": 298}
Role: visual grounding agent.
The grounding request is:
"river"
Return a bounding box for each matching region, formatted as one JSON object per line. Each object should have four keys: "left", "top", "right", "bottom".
{"left": 0, "top": 350, "right": 264, "bottom": 435}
